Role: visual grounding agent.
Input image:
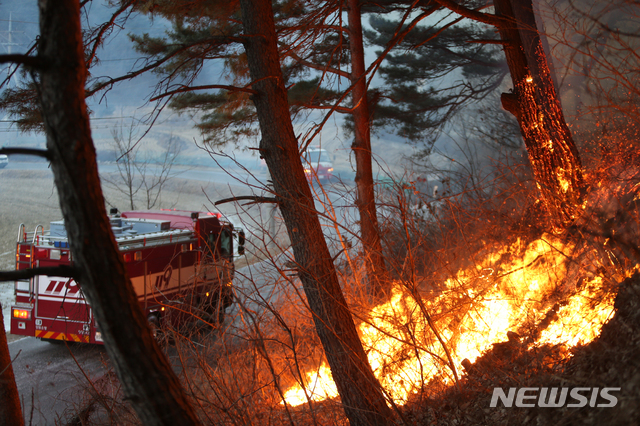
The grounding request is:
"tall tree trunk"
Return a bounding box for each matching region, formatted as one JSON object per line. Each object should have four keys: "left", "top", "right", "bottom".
{"left": 494, "top": 0, "right": 585, "bottom": 226}
{"left": 347, "top": 0, "right": 389, "bottom": 295}
{"left": 237, "top": 1, "right": 394, "bottom": 424}
{"left": 37, "top": 1, "right": 200, "bottom": 425}
{"left": 531, "top": 0, "right": 561, "bottom": 96}
{"left": 0, "top": 305, "right": 23, "bottom": 426}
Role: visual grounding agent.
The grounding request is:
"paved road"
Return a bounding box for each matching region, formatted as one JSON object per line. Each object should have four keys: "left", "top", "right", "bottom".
{"left": 6, "top": 256, "right": 286, "bottom": 425}
{"left": 8, "top": 337, "right": 109, "bottom": 425}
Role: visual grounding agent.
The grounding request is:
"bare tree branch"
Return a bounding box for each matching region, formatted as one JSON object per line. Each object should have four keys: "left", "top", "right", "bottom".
{"left": 0, "top": 147, "right": 51, "bottom": 160}
{"left": 432, "top": 0, "right": 506, "bottom": 27}
{"left": 0, "top": 42, "right": 38, "bottom": 89}
{"left": 286, "top": 50, "right": 350, "bottom": 78}
{"left": 215, "top": 196, "right": 279, "bottom": 206}
{"left": 0, "top": 54, "right": 44, "bottom": 68}
{"left": 85, "top": 36, "right": 242, "bottom": 97}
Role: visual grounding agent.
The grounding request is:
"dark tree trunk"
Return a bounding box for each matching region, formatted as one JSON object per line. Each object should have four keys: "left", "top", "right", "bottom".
{"left": 494, "top": 0, "right": 585, "bottom": 226}
{"left": 237, "top": 1, "right": 394, "bottom": 424}
{"left": 0, "top": 305, "right": 23, "bottom": 426}
{"left": 36, "top": 1, "right": 200, "bottom": 425}
{"left": 347, "top": 0, "right": 389, "bottom": 295}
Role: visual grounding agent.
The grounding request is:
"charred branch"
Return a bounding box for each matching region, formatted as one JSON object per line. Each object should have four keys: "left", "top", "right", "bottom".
{"left": 0, "top": 265, "right": 79, "bottom": 282}
{"left": 0, "top": 147, "right": 51, "bottom": 160}
{"left": 0, "top": 54, "right": 44, "bottom": 69}
{"left": 500, "top": 92, "right": 520, "bottom": 118}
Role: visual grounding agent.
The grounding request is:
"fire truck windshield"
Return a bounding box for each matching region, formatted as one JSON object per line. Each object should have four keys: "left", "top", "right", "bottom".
{"left": 220, "top": 230, "right": 232, "bottom": 256}
{"left": 207, "top": 229, "right": 232, "bottom": 257}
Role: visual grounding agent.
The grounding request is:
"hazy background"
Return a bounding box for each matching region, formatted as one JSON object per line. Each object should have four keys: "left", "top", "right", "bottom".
{"left": 0, "top": 0, "right": 427, "bottom": 179}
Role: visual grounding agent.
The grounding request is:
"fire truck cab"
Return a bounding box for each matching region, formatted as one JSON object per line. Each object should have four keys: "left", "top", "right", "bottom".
{"left": 10, "top": 209, "right": 243, "bottom": 344}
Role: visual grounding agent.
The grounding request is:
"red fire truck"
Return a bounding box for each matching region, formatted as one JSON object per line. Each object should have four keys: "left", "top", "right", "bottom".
{"left": 10, "top": 209, "right": 243, "bottom": 344}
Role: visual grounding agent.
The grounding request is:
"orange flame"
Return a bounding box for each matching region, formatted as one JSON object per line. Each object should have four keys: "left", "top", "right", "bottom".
{"left": 282, "top": 235, "right": 616, "bottom": 406}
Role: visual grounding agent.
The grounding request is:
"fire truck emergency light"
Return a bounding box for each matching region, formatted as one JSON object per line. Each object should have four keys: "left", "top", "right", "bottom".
{"left": 13, "top": 308, "right": 30, "bottom": 320}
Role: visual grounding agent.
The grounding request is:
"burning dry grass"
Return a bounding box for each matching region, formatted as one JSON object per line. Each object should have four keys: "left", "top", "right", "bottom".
{"left": 279, "top": 234, "right": 618, "bottom": 409}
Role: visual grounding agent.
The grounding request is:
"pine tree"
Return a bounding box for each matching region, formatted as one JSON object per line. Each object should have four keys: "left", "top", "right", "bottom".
{"left": 1, "top": 1, "right": 202, "bottom": 424}
{"left": 433, "top": 0, "right": 585, "bottom": 225}
{"left": 237, "top": 2, "right": 396, "bottom": 423}
{"left": 365, "top": 9, "right": 507, "bottom": 144}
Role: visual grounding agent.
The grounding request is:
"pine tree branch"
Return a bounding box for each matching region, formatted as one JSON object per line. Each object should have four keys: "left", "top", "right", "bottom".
{"left": 149, "top": 84, "right": 257, "bottom": 101}
{"left": 314, "top": 24, "right": 350, "bottom": 34}
{"left": 412, "top": 14, "right": 463, "bottom": 48}
{"left": 434, "top": 43, "right": 504, "bottom": 68}
{"left": 467, "top": 39, "right": 510, "bottom": 45}
{"left": 286, "top": 51, "right": 350, "bottom": 78}
{"left": 0, "top": 265, "right": 79, "bottom": 282}
{"left": 0, "top": 43, "right": 38, "bottom": 89}
{"left": 0, "top": 54, "right": 44, "bottom": 68}
{"left": 300, "top": 7, "right": 436, "bottom": 152}
{"left": 298, "top": 103, "right": 353, "bottom": 113}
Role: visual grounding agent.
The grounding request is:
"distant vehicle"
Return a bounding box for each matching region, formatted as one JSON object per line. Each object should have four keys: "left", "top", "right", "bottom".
{"left": 0, "top": 154, "right": 8, "bottom": 169}
{"left": 303, "top": 147, "right": 333, "bottom": 183}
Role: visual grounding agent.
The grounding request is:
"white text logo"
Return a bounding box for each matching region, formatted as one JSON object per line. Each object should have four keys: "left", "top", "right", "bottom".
{"left": 490, "top": 387, "right": 621, "bottom": 408}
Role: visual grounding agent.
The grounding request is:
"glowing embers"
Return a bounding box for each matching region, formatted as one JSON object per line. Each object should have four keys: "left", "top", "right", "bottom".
{"left": 282, "top": 236, "right": 615, "bottom": 407}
